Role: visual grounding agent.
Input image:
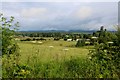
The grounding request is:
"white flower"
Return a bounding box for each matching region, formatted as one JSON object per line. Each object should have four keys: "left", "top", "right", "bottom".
{"left": 38, "top": 41, "right": 43, "bottom": 43}
{"left": 91, "top": 37, "right": 98, "bottom": 39}
{"left": 107, "top": 42, "right": 113, "bottom": 44}
{"left": 31, "top": 41, "right": 36, "bottom": 43}
{"left": 104, "top": 50, "right": 107, "bottom": 53}
{"left": 49, "top": 46, "right": 54, "bottom": 48}
{"left": 89, "top": 57, "right": 91, "bottom": 59}
{"left": 63, "top": 48, "right": 69, "bottom": 51}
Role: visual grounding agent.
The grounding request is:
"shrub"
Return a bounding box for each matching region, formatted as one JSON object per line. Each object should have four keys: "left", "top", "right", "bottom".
{"left": 88, "top": 27, "right": 120, "bottom": 78}
{"left": 1, "top": 13, "right": 21, "bottom": 78}
{"left": 76, "top": 39, "right": 85, "bottom": 47}
{"left": 1, "top": 13, "right": 19, "bottom": 55}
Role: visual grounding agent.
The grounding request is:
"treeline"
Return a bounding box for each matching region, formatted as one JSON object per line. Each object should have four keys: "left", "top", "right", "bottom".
{"left": 16, "top": 31, "right": 93, "bottom": 39}
{"left": 16, "top": 26, "right": 117, "bottom": 47}
{"left": 16, "top": 27, "right": 116, "bottom": 40}
{"left": 76, "top": 26, "right": 117, "bottom": 47}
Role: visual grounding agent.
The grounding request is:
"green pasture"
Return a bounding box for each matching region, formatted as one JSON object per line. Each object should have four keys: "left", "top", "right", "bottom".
{"left": 18, "top": 40, "right": 90, "bottom": 64}
{"left": 2, "top": 40, "right": 94, "bottom": 78}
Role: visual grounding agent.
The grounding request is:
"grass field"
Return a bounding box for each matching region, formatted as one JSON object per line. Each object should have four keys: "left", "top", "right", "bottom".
{"left": 14, "top": 40, "right": 92, "bottom": 78}
{"left": 3, "top": 40, "right": 94, "bottom": 78}
{"left": 18, "top": 40, "right": 90, "bottom": 64}
{"left": 3, "top": 40, "right": 119, "bottom": 78}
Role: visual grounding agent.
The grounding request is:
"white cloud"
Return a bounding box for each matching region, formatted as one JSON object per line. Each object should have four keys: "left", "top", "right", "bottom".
{"left": 0, "top": 3, "right": 2, "bottom": 13}
{"left": 21, "top": 8, "right": 47, "bottom": 18}
{"left": 2, "top": 0, "right": 119, "bottom": 2}
{"left": 74, "top": 6, "right": 92, "bottom": 19}
{"left": 2, "top": 2, "right": 117, "bottom": 31}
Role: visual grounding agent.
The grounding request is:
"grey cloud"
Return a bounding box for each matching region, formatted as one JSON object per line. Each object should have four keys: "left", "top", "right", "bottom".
{"left": 2, "top": 2, "right": 118, "bottom": 31}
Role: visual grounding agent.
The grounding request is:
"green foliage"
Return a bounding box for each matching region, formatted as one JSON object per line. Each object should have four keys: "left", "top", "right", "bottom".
{"left": 2, "top": 54, "right": 31, "bottom": 78}
{"left": 88, "top": 26, "right": 120, "bottom": 78}
{"left": 2, "top": 39, "right": 90, "bottom": 78}
{"left": 2, "top": 15, "right": 119, "bottom": 78}
{"left": 1, "top": 13, "right": 21, "bottom": 78}
{"left": 95, "top": 26, "right": 117, "bottom": 44}
{"left": 63, "top": 57, "right": 90, "bottom": 78}
{"left": 0, "top": 13, "right": 19, "bottom": 55}
{"left": 76, "top": 39, "right": 85, "bottom": 47}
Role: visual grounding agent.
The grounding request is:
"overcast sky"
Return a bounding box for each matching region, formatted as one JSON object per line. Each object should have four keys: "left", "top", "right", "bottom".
{"left": 1, "top": 1, "right": 118, "bottom": 31}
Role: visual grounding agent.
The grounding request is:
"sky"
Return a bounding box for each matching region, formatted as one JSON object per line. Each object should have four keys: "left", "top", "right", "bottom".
{"left": 1, "top": 1, "right": 119, "bottom": 31}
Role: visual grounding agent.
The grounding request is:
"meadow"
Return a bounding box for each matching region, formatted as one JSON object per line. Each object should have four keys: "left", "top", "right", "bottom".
{"left": 2, "top": 34, "right": 119, "bottom": 78}
{"left": 18, "top": 40, "right": 90, "bottom": 64}
{"left": 1, "top": 13, "right": 119, "bottom": 78}
{"left": 2, "top": 40, "right": 94, "bottom": 78}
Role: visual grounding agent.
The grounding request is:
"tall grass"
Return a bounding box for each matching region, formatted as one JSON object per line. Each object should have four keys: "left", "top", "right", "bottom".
{"left": 17, "top": 54, "right": 91, "bottom": 78}
{"left": 2, "top": 41, "right": 119, "bottom": 78}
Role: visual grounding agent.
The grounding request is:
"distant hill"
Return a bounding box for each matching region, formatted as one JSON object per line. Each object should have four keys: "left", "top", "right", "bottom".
{"left": 18, "top": 30, "right": 116, "bottom": 34}
{"left": 18, "top": 30, "right": 96, "bottom": 33}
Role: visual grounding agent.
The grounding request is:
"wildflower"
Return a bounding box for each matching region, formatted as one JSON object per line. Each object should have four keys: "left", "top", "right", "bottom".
{"left": 107, "top": 41, "right": 113, "bottom": 44}
{"left": 85, "top": 41, "right": 90, "bottom": 44}
{"left": 89, "top": 56, "right": 91, "bottom": 59}
{"left": 91, "top": 37, "right": 98, "bottom": 39}
{"left": 26, "top": 70, "right": 30, "bottom": 74}
{"left": 104, "top": 50, "right": 107, "bottom": 53}
{"left": 49, "top": 46, "right": 54, "bottom": 48}
{"left": 31, "top": 41, "right": 36, "bottom": 43}
{"left": 38, "top": 41, "right": 43, "bottom": 43}
{"left": 21, "top": 69, "right": 26, "bottom": 74}
{"left": 63, "top": 48, "right": 69, "bottom": 51}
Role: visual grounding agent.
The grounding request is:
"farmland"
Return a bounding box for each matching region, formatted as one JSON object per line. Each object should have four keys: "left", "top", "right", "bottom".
{"left": 3, "top": 39, "right": 95, "bottom": 78}
{"left": 18, "top": 40, "right": 90, "bottom": 64}
{"left": 1, "top": 13, "right": 119, "bottom": 78}
{"left": 2, "top": 27, "right": 120, "bottom": 78}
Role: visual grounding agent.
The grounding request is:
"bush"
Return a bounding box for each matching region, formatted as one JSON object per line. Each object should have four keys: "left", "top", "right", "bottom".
{"left": 76, "top": 39, "right": 85, "bottom": 47}
{"left": 1, "top": 13, "right": 19, "bottom": 55}
{"left": 1, "top": 13, "right": 21, "bottom": 78}
{"left": 88, "top": 27, "right": 120, "bottom": 78}
{"left": 54, "top": 38, "right": 60, "bottom": 41}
